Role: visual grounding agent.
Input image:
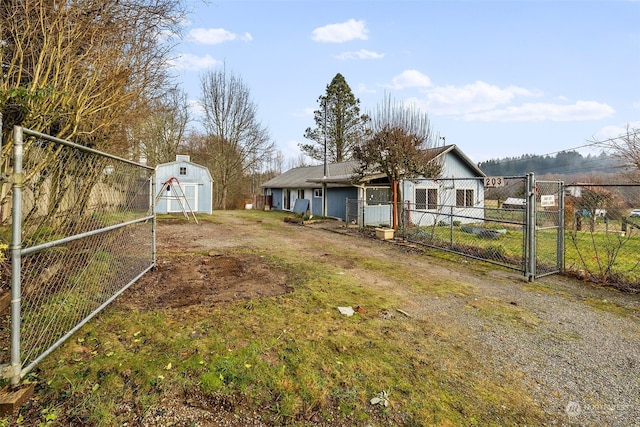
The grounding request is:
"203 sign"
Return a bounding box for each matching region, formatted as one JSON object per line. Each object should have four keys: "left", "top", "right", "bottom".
{"left": 484, "top": 176, "right": 504, "bottom": 187}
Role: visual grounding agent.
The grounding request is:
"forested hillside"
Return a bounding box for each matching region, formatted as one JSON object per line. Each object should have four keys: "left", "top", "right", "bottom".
{"left": 478, "top": 151, "right": 624, "bottom": 177}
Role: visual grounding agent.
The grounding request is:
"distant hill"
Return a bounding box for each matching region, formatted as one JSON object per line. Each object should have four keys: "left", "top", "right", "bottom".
{"left": 478, "top": 151, "right": 625, "bottom": 177}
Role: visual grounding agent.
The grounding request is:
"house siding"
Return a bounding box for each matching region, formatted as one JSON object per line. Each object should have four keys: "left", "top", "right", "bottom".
{"left": 328, "top": 187, "right": 358, "bottom": 220}
{"left": 401, "top": 148, "right": 485, "bottom": 227}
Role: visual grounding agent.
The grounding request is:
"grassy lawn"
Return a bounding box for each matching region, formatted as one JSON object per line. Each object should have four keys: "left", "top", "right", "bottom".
{"left": 1, "top": 211, "right": 548, "bottom": 426}
{"left": 401, "top": 220, "right": 640, "bottom": 285}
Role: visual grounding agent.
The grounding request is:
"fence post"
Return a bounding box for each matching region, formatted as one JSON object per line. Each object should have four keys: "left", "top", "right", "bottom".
{"left": 449, "top": 205, "right": 454, "bottom": 244}
{"left": 9, "top": 126, "right": 24, "bottom": 386}
{"left": 151, "top": 174, "right": 157, "bottom": 268}
{"left": 525, "top": 173, "right": 536, "bottom": 281}
{"left": 557, "top": 181, "right": 565, "bottom": 273}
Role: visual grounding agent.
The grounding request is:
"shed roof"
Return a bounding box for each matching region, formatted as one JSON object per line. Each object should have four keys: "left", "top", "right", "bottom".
{"left": 156, "top": 156, "right": 214, "bottom": 183}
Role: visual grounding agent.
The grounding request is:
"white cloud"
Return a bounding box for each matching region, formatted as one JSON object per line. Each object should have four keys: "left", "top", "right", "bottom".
{"left": 463, "top": 100, "right": 615, "bottom": 122}
{"left": 633, "top": 101, "right": 640, "bottom": 109}
{"left": 356, "top": 83, "right": 377, "bottom": 95}
{"left": 594, "top": 121, "right": 640, "bottom": 140}
{"left": 400, "top": 78, "right": 612, "bottom": 123}
{"left": 168, "top": 53, "right": 220, "bottom": 71}
{"left": 424, "top": 81, "right": 538, "bottom": 115}
{"left": 385, "top": 69, "right": 432, "bottom": 90}
{"left": 311, "top": 19, "right": 368, "bottom": 43}
{"left": 292, "top": 107, "right": 315, "bottom": 118}
{"left": 189, "top": 28, "right": 252, "bottom": 45}
{"left": 335, "top": 49, "right": 384, "bottom": 60}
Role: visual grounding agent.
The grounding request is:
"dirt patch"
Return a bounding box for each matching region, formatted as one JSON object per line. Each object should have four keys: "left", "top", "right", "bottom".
{"left": 119, "top": 218, "right": 291, "bottom": 311}
{"left": 125, "top": 254, "right": 289, "bottom": 311}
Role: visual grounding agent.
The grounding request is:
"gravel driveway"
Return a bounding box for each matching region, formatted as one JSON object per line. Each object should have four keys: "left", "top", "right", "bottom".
{"left": 141, "top": 213, "right": 640, "bottom": 426}
{"left": 311, "top": 221, "right": 640, "bottom": 426}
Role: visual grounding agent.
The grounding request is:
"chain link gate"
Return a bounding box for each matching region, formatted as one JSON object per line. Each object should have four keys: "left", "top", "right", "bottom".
{"left": 397, "top": 174, "right": 563, "bottom": 281}
{"left": 0, "top": 126, "right": 155, "bottom": 386}
{"left": 529, "top": 179, "right": 564, "bottom": 280}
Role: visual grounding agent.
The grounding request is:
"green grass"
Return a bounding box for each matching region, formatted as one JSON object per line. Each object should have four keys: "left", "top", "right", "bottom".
{"left": 403, "top": 221, "right": 640, "bottom": 285}
{"left": 3, "top": 211, "right": 551, "bottom": 426}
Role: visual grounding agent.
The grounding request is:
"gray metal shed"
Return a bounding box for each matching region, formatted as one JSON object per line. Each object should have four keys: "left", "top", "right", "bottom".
{"left": 155, "top": 155, "right": 213, "bottom": 214}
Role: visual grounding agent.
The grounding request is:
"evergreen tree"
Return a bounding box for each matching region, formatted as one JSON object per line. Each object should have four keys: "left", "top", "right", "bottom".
{"left": 300, "top": 73, "right": 369, "bottom": 163}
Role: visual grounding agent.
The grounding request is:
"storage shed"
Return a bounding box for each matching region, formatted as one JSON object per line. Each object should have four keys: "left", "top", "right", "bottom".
{"left": 155, "top": 155, "right": 213, "bottom": 214}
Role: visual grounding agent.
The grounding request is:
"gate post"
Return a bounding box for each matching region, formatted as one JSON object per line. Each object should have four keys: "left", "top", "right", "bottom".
{"left": 151, "top": 173, "right": 157, "bottom": 268}
{"left": 557, "top": 181, "right": 565, "bottom": 273}
{"left": 525, "top": 173, "right": 536, "bottom": 281}
{"left": 9, "top": 126, "right": 24, "bottom": 386}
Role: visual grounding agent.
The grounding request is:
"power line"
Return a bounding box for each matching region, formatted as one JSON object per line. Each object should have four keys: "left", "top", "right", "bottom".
{"left": 481, "top": 129, "right": 639, "bottom": 167}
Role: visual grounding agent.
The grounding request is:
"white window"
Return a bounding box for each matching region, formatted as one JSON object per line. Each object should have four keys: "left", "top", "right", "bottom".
{"left": 314, "top": 188, "right": 323, "bottom": 198}
{"left": 415, "top": 188, "right": 438, "bottom": 210}
{"left": 456, "top": 189, "right": 474, "bottom": 207}
{"left": 179, "top": 166, "right": 187, "bottom": 176}
{"left": 297, "top": 189, "right": 305, "bottom": 199}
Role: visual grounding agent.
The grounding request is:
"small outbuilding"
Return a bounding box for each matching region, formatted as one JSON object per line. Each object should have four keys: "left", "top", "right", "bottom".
{"left": 155, "top": 155, "right": 213, "bottom": 214}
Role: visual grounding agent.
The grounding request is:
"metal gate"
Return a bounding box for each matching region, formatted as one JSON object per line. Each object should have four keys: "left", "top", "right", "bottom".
{"left": 397, "top": 174, "right": 563, "bottom": 281}
{"left": 0, "top": 126, "right": 155, "bottom": 386}
{"left": 529, "top": 179, "right": 564, "bottom": 279}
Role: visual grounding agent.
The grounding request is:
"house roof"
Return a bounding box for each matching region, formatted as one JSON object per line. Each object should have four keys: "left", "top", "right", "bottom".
{"left": 261, "top": 160, "right": 361, "bottom": 188}
{"left": 261, "top": 144, "right": 484, "bottom": 189}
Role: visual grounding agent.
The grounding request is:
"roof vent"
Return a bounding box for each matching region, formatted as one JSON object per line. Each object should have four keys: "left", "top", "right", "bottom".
{"left": 176, "top": 154, "right": 190, "bottom": 162}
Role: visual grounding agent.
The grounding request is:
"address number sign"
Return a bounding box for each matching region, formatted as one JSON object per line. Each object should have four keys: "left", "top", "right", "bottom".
{"left": 484, "top": 176, "right": 504, "bottom": 187}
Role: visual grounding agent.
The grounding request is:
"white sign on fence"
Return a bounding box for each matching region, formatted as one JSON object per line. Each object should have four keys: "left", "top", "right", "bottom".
{"left": 540, "top": 194, "right": 556, "bottom": 207}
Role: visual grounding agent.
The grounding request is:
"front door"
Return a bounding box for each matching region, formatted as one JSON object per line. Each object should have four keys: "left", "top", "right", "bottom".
{"left": 168, "top": 183, "right": 198, "bottom": 212}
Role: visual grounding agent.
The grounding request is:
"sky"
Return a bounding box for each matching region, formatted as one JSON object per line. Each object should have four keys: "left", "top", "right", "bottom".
{"left": 169, "top": 0, "right": 640, "bottom": 167}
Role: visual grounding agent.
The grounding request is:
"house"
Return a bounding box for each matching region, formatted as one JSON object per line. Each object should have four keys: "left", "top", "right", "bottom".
{"left": 260, "top": 161, "right": 364, "bottom": 220}
{"left": 401, "top": 145, "right": 486, "bottom": 226}
{"left": 261, "top": 144, "right": 485, "bottom": 225}
{"left": 155, "top": 155, "right": 214, "bottom": 214}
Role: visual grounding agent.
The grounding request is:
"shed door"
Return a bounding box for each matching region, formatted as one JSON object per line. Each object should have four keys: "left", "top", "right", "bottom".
{"left": 168, "top": 183, "right": 198, "bottom": 212}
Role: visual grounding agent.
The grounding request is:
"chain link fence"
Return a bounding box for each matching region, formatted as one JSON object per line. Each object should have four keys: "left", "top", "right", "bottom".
{"left": 564, "top": 183, "right": 640, "bottom": 291}
{"left": 346, "top": 198, "right": 394, "bottom": 228}
{"left": 398, "top": 177, "right": 530, "bottom": 272}
{"left": 0, "top": 127, "right": 155, "bottom": 385}
{"left": 347, "top": 176, "right": 640, "bottom": 291}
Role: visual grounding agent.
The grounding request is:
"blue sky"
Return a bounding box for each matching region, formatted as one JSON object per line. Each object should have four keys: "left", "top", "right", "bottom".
{"left": 170, "top": 0, "right": 640, "bottom": 166}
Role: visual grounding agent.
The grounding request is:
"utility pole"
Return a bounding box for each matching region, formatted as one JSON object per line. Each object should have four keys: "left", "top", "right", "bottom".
{"left": 322, "top": 99, "right": 328, "bottom": 217}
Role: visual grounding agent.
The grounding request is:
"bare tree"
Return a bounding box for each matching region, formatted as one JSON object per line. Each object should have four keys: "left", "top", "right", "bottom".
{"left": 596, "top": 126, "right": 640, "bottom": 182}
{"left": 353, "top": 94, "right": 443, "bottom": 228}
{"left": 134, "top": 88, "right": 191, "bottom": 167}
{"left": 1, "top": 0, "right": 185, "bottom": 152}
{"left": 287, "top": 153, "right": 312, "bottom": 170}
{"left": 198, "top": 67, "right": 274, "bottom": 209}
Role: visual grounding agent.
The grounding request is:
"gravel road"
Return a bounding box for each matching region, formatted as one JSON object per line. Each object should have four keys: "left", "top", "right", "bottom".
{"left": 314, "top": 221, "right": 640, "bottom": 426}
